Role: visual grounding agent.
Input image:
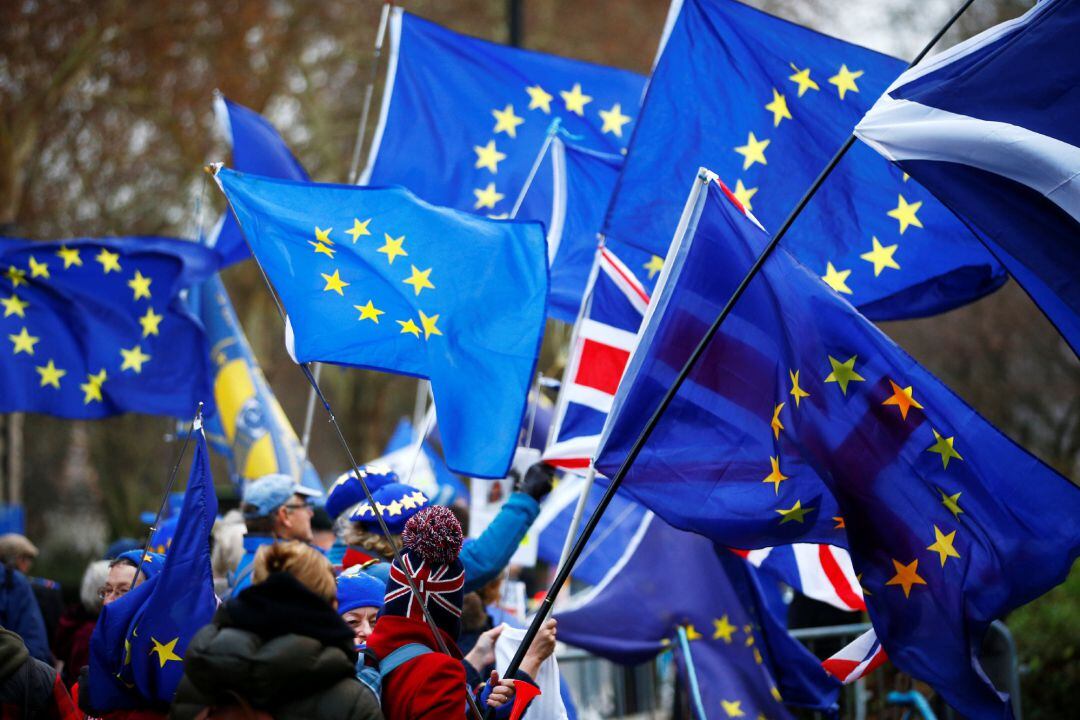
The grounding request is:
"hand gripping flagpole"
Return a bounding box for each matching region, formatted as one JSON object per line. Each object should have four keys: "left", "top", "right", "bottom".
{"left": 486, "top": 0, "right": 980, "bottom": 705}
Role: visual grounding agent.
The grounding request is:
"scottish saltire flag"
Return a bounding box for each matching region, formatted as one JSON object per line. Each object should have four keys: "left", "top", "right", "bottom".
{"left": 211, "top": 94, "right": 309, "bottom": 266}
{"left": 361, "top": 8, "right": 645, "bottom": 221}
{"left": 604, "top": 0, "right": 1005, "bottom": 320}
{"left": 595, "top": 174, "right": 1080, "bottom": 717}
{"left": 192, "top": 273, "right": 322, "bottom": 493}
{"left": 856, "top": 0, "right": 1080, "bottom": 355}
{"left": 556, "top": 514, "right": 840, "bottom": 716}
{"left": 737, "top": 544, "right": 865, "bottom": 612}
{"left": 215, "top": 168, "right": 548, "bottom": 479}
{"left": 0, "top": 237, "right": 216, "bottom": 418}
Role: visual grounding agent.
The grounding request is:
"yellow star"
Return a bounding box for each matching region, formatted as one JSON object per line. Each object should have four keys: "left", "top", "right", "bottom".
{"left": 120, "top": 344, "right": 151, "bottom": 373}
{"left": 721, "top": 699, "right": 745, "bottom": 717}
{"left": 886, "top": 558, "right": 927, "bottom": 598}
{"left": 403, "top": 265, "right": 435, "bottom": 296}
{"left": 95, "top": 248, "right": 121, "bottom": 274}
{"left": 762, "top": 456, "right": 789, "bottom": 494}
{"left": 824, "top": 355, "right": 865, "bottom": 395}
{"left": 149, "top": 637, "right": 182, "bottom": 668}
{"left": 491, "top": 104, "right": 525, "bottom": 138}
{"left": 770, "top": 402, "right": 784, "bottom": 439}
{"left": 644, "top": 255, "right": 664, "bottom": 280}
{"left": 35, "top": 360, "right": 66, "bottom": 389}
{"left": 418, "top": 310, "right": 442, "bottom": 340}
{"left": 397, "top": 318, "right": 421, "bottom": 337}
{"left": 882, "top": 379, "right": 923, "bottom": 420}
{"left": 938, "top": 487, "right": 963, "bottom": 519}
{"left": 474, "top": 140, "right": 507, "bottom": 174}
{"left": 829, "top": 64, "right": 865, "bottom": 100}
{"left": 860, "top": 236, "right": 900, "bottom": 276}
{"left": 927, "top": 525, "right": 961, "bottom": 567}
{"left": 80, "top": 369, "right": 107, "bottom": 404}
{"left": 139, "top": 307, "right": 163, "bottom": 337}
{"left": 386, "top": 499, "right": 403, "bottom": 516}
{"left": 346, "top": 218, "right": 372, "bottom": 243}
{"left": 821, "top": 262, "right": 853, "bottom": 294}
{"left": 314, "top": 226, "right": 333, "bottom": 244}
{"left": 377, "top": 234, "right": 408, "bottom": 264}
{"left": 1, "top": 294, "right": 28, "bottom": 318}
{"left": 560, "top": 83, "right": 593, "bottom": 116}
{"left": 5, "top": 266, "right": 26, "bottom": 288}
{"left": 734, "top": 132, "right": 770, "bottom": 170}
{"left": 525, "top": 84, "right": 553, "bottom": 113}
{"left": 764, "top": 88, "right": 792, "bottom": 126}
{"left": 309, "top": 240, "right": 336, "bottom": 258}
{"left": 354, "top": 300, "right": 384, "bottom": 324}
{"left": 732, "top": 180, "right": 758, "bottom": 211}
{"left": 399, "top": 493, "right": 417, "bottom": 510}
{"left": 321, "top": 269, "right": 349, "bottom": 296}
{"left": 833, "top": 516, "right": 846, "bottom": 529}
{"left": 598, "top": 103, "right": 632, "bottom": 137}
{"left": 56, "top": 246, "right": 82, "bottom": 269}
{"left": 776, "top": 500, "right": 813, "bottom": 524}
{"left": 771, "top": 686, "right": 783, "bottom": 702}
{"left": 8, "top": 327, "right": 39, "bottom": 355}
{"left": 683, "top": 624, "right": 703, "bottom": 641}
{"left": 28, "top": 257, "right": 49, "bottom": 279}
{"left": 788, "top": 369, "right": 810, "bottom": 407}
{"left": 712, "top": 615, "right": 736, "bottom": 643}
{"left": 887, "top": 194, "right": 924, "bottom": 234}
{"left": 927, "top": 429, "right": 963, "bottom": 469}
{"left": 128, "top": 270, "right": 152, "bottom": 300}
{"left": 788, "top": 63, "right": 820, "bottom": 97}
{"left": 473, "top": 183, "right": 504, "bottom": 211}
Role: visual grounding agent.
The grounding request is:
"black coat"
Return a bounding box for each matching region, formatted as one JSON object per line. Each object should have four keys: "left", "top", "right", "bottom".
{"left": 0, "top": 626, "right": 61, "bottom": 718}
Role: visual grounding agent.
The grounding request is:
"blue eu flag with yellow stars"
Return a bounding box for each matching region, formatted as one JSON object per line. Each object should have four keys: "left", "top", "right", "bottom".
{"left": 0, "top": 236, "right": 216, "bottom": 419}
{"left": 604, "top": 0, "right": 1006, "bottom": 320}
{"left": 595, "top": 174, "right": 1080, "bottom": 718}
{"left": 361, "top": 8, "right": 645, "bottom": 221}
{"left": 214, "top": 167, "right": 549, "bottom": 479}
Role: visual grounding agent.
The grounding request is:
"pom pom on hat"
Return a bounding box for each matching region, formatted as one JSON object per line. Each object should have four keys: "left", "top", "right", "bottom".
{"left": 401, "top": 506, "right": 463, "bottom": 566}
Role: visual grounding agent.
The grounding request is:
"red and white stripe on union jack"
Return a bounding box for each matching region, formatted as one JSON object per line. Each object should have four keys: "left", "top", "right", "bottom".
{"left": 386, "top": 554, "right": 464, "bottom": 620}
{"left": 736, "top": 543, "right": 866, "bottom": 612}
{"left": 823, "top": 627, "right": 888, "bottom": 684}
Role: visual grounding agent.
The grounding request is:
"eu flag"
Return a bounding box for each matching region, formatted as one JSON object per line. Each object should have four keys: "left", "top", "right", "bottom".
{"left": 214, "top": 167, "right": 548, "bottom": 479}
{"left": 595, "top": 174, "right": 1080, "bottom": 717}
{"left": 604, "top": 0, "right": 1005, "bottom": 320}
{"left": 361, "top": 9, "right": 645, "bottom": 221}
{"left": 0, "top": 236, "right": 216, "bottom": 419}
{"left": 556, "top": 513, "right": 840, "bottom": 717}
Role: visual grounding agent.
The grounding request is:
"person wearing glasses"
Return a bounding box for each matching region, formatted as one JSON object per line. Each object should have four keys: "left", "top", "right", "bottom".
{"left": 99, "top": 550, "right": 164, "bottom": 606}
{"left": 228, "top": 474, "right": 322, "bottom": 597}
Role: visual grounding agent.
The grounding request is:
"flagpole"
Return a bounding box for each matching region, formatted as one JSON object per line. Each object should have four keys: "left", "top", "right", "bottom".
{"left": 347, "top": 0, "right": 394, "bottom": 185}
{"left": 556, "top": 466, "right": 594, "bottom": 572}
{"left": 509, "top": 118, "right": 561, "bottom": 219}
{"left": 485, "top": 0, "right": 980, "bottom": 701}
{"left": 676, "top": 626, "right": 709, "bottom": 720}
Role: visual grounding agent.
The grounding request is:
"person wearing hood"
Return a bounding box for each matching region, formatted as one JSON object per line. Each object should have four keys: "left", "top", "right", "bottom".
{"left": 0, "top": 626, "right": 80, "bottom": 719}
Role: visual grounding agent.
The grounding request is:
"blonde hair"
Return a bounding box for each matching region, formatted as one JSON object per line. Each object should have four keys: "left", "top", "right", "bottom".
{"left": 252, "top": 541, "right": 336, "bottom": 605}
{"left": 343, "top": 525, "right": 400, "bottom": 562}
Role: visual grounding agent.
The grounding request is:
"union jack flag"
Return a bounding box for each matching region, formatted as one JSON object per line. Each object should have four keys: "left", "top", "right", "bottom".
{"left": 736, "top": 543, "right": 865, "bottom": 612}
{"left": 385, "top": 554, "right": 465, "bottom": 621}
{"left": 823, "top": 628, "right": 888, "bottom": 684}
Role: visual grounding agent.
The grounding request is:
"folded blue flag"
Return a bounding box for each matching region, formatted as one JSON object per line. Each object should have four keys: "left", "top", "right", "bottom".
{"left": 214, "top": 167, "right": 548, "bottom": 479}
{"left": 0, "top": 236, "right": 216, "bottom": 419}
{"left": 373, "top": 416, "right": 468, "bottom": 505}
{"left": 604, "top": 0, "right": 1005, "bottom": 320}
{"left": 191, "top": 273, "right": 322, "bottom": 493}
{"left": 556, "top": 513, "right": 840, "bottom": 716}
{"left": 595, "top": 174, "right": 1080, "bottom": 717}
{"left": 362, "top": 8, "right": 645, "bottom": 222}
{"left": 211, "top": 94, "right": 310, "bottom": 267}
{"left": 856, "top": 0, "right": 1080, "bottom": 356}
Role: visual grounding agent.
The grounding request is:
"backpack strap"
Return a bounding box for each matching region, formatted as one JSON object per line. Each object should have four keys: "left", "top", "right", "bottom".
{"left": 379, "top": 643, "right": 433, "bottom": 678}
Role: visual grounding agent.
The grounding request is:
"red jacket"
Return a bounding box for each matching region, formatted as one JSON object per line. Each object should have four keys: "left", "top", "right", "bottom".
{"left": 366, "top": 615, "right": 470, "bottom": 720}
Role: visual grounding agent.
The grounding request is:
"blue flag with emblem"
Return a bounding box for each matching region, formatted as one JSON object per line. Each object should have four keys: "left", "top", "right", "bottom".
{"left": 214, "top": 167, "right": 548, "bottom": 479}
{"left": 0, "top": 237, "right": 216, "bottom": 418}
{"left": 595, "top": 173, "right": 1080, "bottom": 718}
{"left": 361, "top": 8, "right": 645, "bottom": 223}
{"left": 556, "top": 513, "right": 840, "bottom": 717}
{"left": 604, "top": 0, "right": 1005, "bottom": 320}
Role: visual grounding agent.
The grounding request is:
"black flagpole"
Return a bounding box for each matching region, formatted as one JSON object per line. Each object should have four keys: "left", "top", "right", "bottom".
{"left": 488, "top": 0, "right": 979, "bottom": 705}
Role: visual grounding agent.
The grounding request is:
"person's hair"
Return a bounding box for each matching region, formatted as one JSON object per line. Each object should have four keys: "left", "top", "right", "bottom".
{"left": 211, "top": 509, "right": 247, "bottom": 582}
{"left": 342, "top": 525, "right": 400, "bottom": 561}
{"left": 252, "top": 541, "right": 335, "bottom": 605}
{"left": 478, "top": 572, "right": 505, "bottom": 607}
{"left": 242, "top": 506, "right": 277, "bottom": 535}
{"left": 80, "top": 560, "right": 111, "bottom": 616}
{"left": 108, "top": 556, "right": 138, "bottom": 571}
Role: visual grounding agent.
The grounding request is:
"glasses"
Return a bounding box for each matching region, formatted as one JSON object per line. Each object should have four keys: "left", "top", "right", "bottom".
{"left": 282, "top": 501, "right": 314, "bottom": 513}
{"left": 98, "top": 584, "right": 131, "bottom": 601}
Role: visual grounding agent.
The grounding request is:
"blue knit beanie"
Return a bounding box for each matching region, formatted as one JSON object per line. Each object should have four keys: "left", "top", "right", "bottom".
{"left": 336, "top": 566, "right": 386, "bottom": 614}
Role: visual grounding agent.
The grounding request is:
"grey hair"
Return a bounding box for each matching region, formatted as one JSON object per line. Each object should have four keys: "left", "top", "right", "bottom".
{"left": 80, "top": 560, "right": 111, "bottom": 616}
{"left": 212, "top": 509, "right": 247, "bottom": 593}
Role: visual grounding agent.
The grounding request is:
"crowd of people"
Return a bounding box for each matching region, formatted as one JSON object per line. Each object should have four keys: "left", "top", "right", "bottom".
{"left": 0, "top": 460, "right": 565, "bottom": 719}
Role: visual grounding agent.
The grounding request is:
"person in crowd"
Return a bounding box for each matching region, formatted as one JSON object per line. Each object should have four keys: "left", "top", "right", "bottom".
{"left": 336, "top": 566, "right": 384, "bottom": 652}
{"left": 171, "top": 541, "right": 383, "bottom": 720}
{"left": 364, "top": 506, "right": 544, "bottom": 719}
{"left": 0, "top": 626, "right": 80, "bottom": 719}
{"left": 311, "top": 507, "right": 337, "bottom": 553}
{"left": 0, "top": 533, "right": 64, "bottom": 655}
{"left": 228, "top": 474, "right": 321, "bottom": 596}
{"left": 0, "top": 552, "right": 51, "bottom": 663}
{"left": 100, "top": 551, "right": 164, "bottom": 607}
{"left": 210, "top": 509, "right": 246, "bottom": 597}
{"left": 53, "top": 559, "right": 109, "bottom": 688}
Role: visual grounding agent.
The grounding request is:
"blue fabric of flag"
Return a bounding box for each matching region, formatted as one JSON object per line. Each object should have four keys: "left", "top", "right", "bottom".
{"left": 383, "top": 417, "right": 468, "bottom": 505}
{"left": 604, "top": 0, "right": 1005, "bottom": 320}
{"left": 855, "top": 0, "right": 1080, "bottom": 356}
{"left": 595, "top": 177, "right": 1080, "bottom": 718}
{"left": 362, "top": 9, "right": 645, "bottom": 224}
{"left": 215, "top": 168, "right": 548, "bottom": 479}
{"left": 190, "top": 274, "right": 322, "bottom": 494}
{"left": 556, "top": 514, "right": 839, "bottom": 716}
{"left": 0, "top": 236, "right": 216, "bottom": 419}
{"left": 212, "top": 96, "right": 310, "bottom": 267}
